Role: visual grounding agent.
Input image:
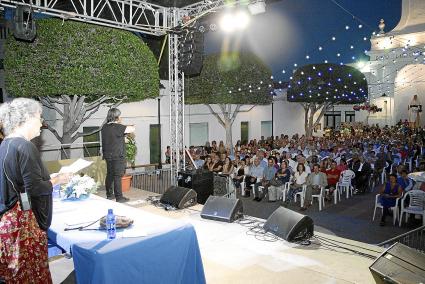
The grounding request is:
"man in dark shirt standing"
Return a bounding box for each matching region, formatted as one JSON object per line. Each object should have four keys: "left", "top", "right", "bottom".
{"left": 101, "top": 108, "right": 135, "bottom": 202}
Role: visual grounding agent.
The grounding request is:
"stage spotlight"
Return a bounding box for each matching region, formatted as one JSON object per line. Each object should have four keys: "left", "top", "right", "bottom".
{"left": 219, "top": 11, "right": 250, "bottom": 33}
{"left": 219, "top": 13, "right": 237, "bottom": 33}
{"left": 235, "top": 11, "right": 250, "bottom": 29}
{"left": 248, "top": 0, "right": 266, "bottom": 15}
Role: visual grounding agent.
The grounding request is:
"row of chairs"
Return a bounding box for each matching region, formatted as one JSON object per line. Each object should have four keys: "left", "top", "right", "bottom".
{"left": 241, "top": 179, "right": 354, "bottom": 211}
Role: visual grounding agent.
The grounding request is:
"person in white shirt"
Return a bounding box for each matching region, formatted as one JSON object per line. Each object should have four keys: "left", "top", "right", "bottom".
{"left": 245, "top": 158, "right": 263, "bottom": 196}
{"left": 285, "top": 164, "right": 308, "bottom": 205}
{"left": 301, "top": 164, "right": 328, "bottom": 210}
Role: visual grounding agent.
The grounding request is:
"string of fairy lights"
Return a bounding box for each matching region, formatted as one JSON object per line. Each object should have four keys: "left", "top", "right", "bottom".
{"left": 200, "top": 0, "right": 425, "bottom": 106}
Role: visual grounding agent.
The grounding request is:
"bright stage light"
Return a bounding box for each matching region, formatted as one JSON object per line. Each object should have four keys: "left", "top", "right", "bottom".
{"left": 219, "top": 14, "right": 236, "bottom": 33}
{"left": 235, "top": 11, "right": 250, "bottom": 29}
{"left": 219, "top": 11, "right": 250, "bottom": 33}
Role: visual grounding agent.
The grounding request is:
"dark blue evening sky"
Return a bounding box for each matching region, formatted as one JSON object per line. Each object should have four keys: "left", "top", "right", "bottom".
{"left": 204, "top": 0, "right": 402, "bottom": 81}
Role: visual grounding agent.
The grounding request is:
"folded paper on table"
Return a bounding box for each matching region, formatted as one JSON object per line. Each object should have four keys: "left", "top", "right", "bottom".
{"left": 59, "top": 158, "right": 93, "bottom": 174}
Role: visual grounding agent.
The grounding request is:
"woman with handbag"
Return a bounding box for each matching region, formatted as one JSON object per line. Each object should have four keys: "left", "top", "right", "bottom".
{"left": 0, "top": 98, "right": 71, "bottom": 283}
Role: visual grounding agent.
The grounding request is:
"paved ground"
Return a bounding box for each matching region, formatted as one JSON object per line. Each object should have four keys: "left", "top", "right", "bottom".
{"left": 52, "top": 185, "right": 421, "bottom": 284}
{"left": 98, "top": 185, "right": 422, "bottom": 245}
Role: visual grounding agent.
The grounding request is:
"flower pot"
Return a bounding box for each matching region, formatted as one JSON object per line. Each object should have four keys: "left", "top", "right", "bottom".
{"left": 121, "top": 175, "right": 132, "bottom": 192}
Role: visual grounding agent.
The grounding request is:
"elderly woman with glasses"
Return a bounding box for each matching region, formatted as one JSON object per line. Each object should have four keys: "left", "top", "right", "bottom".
{"left": 0, "top": 98, "right": 71, "bottom": 283}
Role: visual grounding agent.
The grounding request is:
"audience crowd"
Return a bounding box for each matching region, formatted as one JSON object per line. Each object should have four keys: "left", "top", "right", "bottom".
{"left": 171, "top": 123, "right": 425, "bottom": 226}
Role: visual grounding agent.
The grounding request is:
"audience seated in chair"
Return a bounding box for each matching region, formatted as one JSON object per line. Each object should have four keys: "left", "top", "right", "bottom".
{"left": 245, "top": 158, "right": 263, "bottom": 197}
{"left": 351, "top": 155, "right": 372, "bottom": 194}
{"left": 379, "top": 174, "right": 403, "bottom": 226}
{"left": 285, "top": 163, "right": 308, "bottom": 205}
{"left": 325, "top": 161, "right": 341, "bottom": 201}
{"left": 301, "top": 164, "right": 328, "bottom": 211}
{"left": 253, "top": 158, "right": 277, "bottom": 202}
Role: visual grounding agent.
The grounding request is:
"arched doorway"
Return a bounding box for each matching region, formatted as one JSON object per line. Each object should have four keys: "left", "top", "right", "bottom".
{"left": 394, "top": 64, "right": 425, "bottom": 126}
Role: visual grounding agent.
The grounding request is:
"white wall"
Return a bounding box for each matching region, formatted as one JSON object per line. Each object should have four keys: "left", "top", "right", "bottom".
{"left": 38, "top": 82, "right": 307, "bottom": 164}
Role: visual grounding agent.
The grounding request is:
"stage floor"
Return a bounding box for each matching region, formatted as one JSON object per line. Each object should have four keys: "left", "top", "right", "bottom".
{"left": 50, "top": 192, "right": 382, "bottom": 284}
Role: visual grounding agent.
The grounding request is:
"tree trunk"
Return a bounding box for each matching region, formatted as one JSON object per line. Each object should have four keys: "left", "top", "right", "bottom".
{"left": 301, "top": 102, "right": 332, "bottom": 138}
{"left": 225, "top": 121, "right": 233, "bottom": 154}
{"left": 204, "top": 103, "right": 242, "bottom": 155}
{"left": 307, "top": 110, "right": 315, "bottom": 138}
{"left": 61, "top": 133, "right": 72, "bottom": 159}
{"left": 39, "top": 95, "right": 123, "bottom": 160}
{"left": 304, "top": 105, "right": 309, "bottom": 137}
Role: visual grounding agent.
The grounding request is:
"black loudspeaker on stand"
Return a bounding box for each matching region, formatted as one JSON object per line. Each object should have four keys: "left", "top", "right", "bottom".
{"left": 201, "top": 196, "right": 243, "bottom": 223}
{"left": 160, "top": 186, "right": 197, "bottom": 209}
{"left": 370, "top": 243, "right": 425, "bottom": 283}
{"left": 263, "top": 207, "right": 314, "bottom": 242}
{"left": 178, "top": 170, "right": 213, "bottom": 204}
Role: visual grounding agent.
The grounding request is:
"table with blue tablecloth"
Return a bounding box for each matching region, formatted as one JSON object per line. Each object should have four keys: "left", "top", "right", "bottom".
{"left": 48, "top": 195, "right": 206, "bottom": 283}
{"left": 72, "top": 224, "right": 205, "bottom": 284}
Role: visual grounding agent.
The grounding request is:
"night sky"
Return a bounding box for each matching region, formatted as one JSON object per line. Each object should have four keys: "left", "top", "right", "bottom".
{"left": 204, "top": 0, "right": 402, "bottom": 81}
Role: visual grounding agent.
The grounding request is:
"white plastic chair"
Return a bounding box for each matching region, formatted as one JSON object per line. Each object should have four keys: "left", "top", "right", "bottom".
{"left": 240, "top": 176, "right": 246, "bottom": 196}
{"left": 372, "top": 194, "right": 401, "bottom": 226}
{"left": 381, "top": 162, "right": 389, "bottom": 184}
{"left": 399, "top": 190, "right": 425, "bottom": 227}
{"left": 325, "top": 187, "right": 339, "bottom": 205}
{"left": 294, "top": 184, "right": 307, "bottom": 207}
{"left": 311, "top": 186, "right": 326, "bottom": 211}
{"left": 278, "top": 182, "right": 291, "bottom": 201}
{"left": 404, "top": 157, "right": 412, "bottom": 172}
{"left": 250, "top": 177, "right": 263, "bottom": 197}
{"left": 336, "top": 170, "right": 355, "bottom": 199}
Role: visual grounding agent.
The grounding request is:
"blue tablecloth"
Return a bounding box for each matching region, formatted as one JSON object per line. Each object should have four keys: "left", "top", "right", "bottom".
{"left": 72, "top": 224, "right": 206, "bottom": 284}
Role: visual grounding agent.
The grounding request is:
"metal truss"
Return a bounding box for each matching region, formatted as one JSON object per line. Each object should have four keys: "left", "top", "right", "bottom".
{"left": 168, "top": 9, "right": 185, "bottom": 184}
{"left": 180, "top": 0, "right": 261, "bottom": 24}
{"left": 0, "top": 0, "right": 261, "bottom": 184}
{"left": 0, "top": 0, "right": 170, "bottom": 35}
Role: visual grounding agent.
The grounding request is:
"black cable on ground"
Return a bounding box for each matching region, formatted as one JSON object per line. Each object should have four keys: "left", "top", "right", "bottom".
{"left": 312, "top": 235, "right": 377, "bottom": 259}
{"left": 316, "top": 234, "right": 383, "bottom": 254}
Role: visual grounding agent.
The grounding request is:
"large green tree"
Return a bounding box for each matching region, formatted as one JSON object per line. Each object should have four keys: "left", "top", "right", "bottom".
{"left": 186, "top": 52, "right": 272, "bottom": 150}
{"left": 4, "top": 18, "right": 159, "bottom": 158}
{"left": 287, "top": 63, "right": 367, "bottom": 137}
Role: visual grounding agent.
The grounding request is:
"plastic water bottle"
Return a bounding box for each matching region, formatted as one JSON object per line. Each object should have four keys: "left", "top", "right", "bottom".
{"left": 106, "top": 209, "right": 116, "bottom": 240}
{"left": 52, "top": 184, "right": 61, "bottom": 199}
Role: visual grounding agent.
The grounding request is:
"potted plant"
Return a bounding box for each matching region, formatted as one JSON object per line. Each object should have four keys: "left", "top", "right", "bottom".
{"left": 122, "top": 134, "right": 137, "bottom": 192}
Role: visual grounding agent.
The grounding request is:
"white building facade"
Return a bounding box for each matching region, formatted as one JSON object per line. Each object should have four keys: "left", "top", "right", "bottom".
{"left": 364, "top": 0, "right": 425, "bottom": 126}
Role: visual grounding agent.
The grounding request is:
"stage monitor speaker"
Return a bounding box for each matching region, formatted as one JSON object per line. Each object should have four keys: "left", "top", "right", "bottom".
{"left": 263, "top": 207, "right": 314, "bottom": 242}
{"left": 200, "top": 196, "right": 243, "bottom": 223}
{"left": 369, "top": 243, "right": 425, "bottom": 284}
{"left": 160, "top": 186, "right": 197, "bottom": 209}
{"left": 13, "top": 6, "right": 36, "bottom": 41}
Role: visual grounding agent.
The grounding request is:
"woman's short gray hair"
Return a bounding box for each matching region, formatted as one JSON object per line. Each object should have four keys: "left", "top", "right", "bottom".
{"left": 0, "top": 98, "right": 42, "bottom": 135}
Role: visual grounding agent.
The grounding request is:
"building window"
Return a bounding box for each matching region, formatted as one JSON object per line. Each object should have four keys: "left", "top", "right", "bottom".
{"left": 324, "top": 111, "right": 341, "bottom": 129}
{"left": 189, "top": 122, "right": 208, "bottom": 147}
{"left": 345, "top": 111, "right": 355, "bottom": 123}
{"left": 241, "top": 121, "right": 249, "bottom": 144}
{"left": 83, "top": 127, "right": 100, "bottom": 157}
{"left": 261, "top": 121, "right": 272, "bottom": 139}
